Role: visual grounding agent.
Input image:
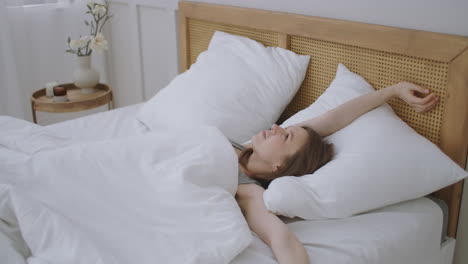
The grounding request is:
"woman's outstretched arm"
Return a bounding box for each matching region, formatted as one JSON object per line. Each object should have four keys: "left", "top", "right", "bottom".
{"left": 236, "top": 184, "right": 309, "bottom": 264}
{"left": 296, "top": 82, "right": 439, "bottom": 137}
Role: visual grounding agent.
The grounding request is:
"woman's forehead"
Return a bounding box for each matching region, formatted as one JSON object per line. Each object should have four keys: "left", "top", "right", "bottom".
{"left": 286, "top": 125, "right": 304, "bottom": 132}
{"left": 286, "top": 125, "right": 308, "bottom": 144}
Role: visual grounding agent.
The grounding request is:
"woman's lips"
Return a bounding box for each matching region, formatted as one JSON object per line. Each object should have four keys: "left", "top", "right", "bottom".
{"left": 262, "top": 130, "right": 266, "bottom": 139}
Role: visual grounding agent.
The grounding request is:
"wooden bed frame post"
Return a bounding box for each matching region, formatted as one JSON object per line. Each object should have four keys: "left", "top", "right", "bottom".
{"left": 439, "top": 48, "right": 468, "bottom": 237}
{"left": 178, "top": 7, "right": 189, "bottom": 73}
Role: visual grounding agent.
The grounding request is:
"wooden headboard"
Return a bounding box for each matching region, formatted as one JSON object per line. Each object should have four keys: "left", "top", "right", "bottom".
{"left": 177, "top": 1, "right": 468, "bottom": 238}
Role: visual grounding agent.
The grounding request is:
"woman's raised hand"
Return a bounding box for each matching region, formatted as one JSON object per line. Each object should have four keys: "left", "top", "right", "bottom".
{"left": 298, "top": 81, "right": 440, "bottom": 137}
{"left": 393, "top": 81, "right": 439, "bottom": 113}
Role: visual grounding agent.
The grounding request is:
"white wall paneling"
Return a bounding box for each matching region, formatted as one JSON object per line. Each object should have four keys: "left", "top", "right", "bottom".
{"left": 138, "top": 5, "right": 178, "bottom": 99}
{"left": 106, "top": 1, "right": 141, "bottom": 107}
{"left": 107, "top": 0, "right": 178, "bottom": 107}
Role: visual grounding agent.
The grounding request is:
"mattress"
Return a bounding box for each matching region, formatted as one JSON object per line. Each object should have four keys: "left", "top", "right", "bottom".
{"left": 42, "top": 104, "right": 448, "bottom": 264}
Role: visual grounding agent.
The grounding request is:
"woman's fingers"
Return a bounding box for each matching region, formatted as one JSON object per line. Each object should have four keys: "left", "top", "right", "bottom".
{"left": 413, "top": 94, "right": 439, "bottom": 112}
{"left": 425, "top": 98, "right": 439, "bottom": 112}
{"left": 408, "top": 82, "right": 430, "bottom": 95}
{"left": 415, "top": 93, "right": 437, "bottom": 104}
{"left": 397, "top": 82, "right": 440, "bottom": 113}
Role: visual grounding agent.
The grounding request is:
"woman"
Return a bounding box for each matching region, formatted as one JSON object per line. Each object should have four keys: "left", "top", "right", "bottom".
{"left": 233, "top": 81, "right": 439, "bottom": 264}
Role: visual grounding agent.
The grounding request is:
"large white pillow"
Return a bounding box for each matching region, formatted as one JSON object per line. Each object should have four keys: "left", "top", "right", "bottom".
{"left": 136, "top": 31, "right": 310, "bottom": 143}
{"left": 263, "top": 64, "right": 467, "bottom": 219}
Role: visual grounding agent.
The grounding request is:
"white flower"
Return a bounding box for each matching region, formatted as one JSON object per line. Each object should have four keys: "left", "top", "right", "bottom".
{"left": 67, "top": 1, "right": 111, "bottom": 56}
{"left": 92, "top": 4, "right": 106, "bottom": 17}
{"left": 89, "top": 33, "right": 108, "bottom": 52}
{"left": 79, "top": 35, "right": 91, "bottom": 42}
{"left": 69, "top": 36, "right": 90, "bottom": 50}
{"left": 69, "top": 40, "right": 79, "bottom": 50}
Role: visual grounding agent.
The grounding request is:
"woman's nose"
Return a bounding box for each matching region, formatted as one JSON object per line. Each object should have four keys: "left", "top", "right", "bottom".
{"left": 271, "top": 124, "right": 285, "bottom": 134}
{"left": 271, "top": 124, "right": 280, "bottom": 134}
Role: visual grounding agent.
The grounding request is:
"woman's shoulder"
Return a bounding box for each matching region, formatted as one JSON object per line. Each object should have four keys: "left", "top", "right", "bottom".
{"left": 238, "top": 171, "right": 260, "bottom": 185}
{"left": 236, "top": 183, "right": 265, "bottom": 198}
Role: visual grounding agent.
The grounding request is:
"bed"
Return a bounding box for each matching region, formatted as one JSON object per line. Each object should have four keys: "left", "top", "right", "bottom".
{"left": 43, "top": 103, "right": 456, "bottom": 264}
{"left": 1, "top": 1, "right": 467, "bottom": 264}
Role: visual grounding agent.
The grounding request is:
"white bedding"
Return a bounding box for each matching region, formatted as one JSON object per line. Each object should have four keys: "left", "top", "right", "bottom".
{"left": 0, "top": 106, "right": 447, "bottom": 264}
{"left": 44, "top": 103, "right": 147, "bottom": 141}
{"left": 0, "top": 116, "right": 251, "bottom": 264}
{"left": 235, "top": 197, "right": 443, "bottom": 264}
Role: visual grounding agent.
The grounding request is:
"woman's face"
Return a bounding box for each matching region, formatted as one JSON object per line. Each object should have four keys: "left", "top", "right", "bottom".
{"left": 251, "top": 124, "right": 309, "bottom": 172}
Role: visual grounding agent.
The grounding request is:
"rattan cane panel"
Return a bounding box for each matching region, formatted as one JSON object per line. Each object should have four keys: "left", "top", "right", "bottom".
{"left": 187, "top": 18, "right": 279, "bottom": 66}
{"left": 285, "top": 35, "right": 448, "bottom": 145}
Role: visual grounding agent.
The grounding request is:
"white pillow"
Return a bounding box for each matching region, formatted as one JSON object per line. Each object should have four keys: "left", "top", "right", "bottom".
{"left": 263, "top": 64, "right": 467, "bottom": 219}
{"left": 136, "top": 31, "right": 310, "bottom": 143}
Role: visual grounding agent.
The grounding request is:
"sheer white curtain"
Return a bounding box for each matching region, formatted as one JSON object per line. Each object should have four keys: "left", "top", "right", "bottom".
{"left": 0, "top": 0, "right": 27, "bottom": 119}
{"left": 0, "top": 0, "right": 108, "bottom": 123}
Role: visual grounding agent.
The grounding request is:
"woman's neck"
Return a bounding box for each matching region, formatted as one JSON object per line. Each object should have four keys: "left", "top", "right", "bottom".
{"left": 233, "top": 144, "right": 268, "bottom": 177}
{"left": 233, "top": 146, "right": 247, "bottom": 172}
{"left": 233, "top": 144, "right": 253, "bottom": 176}
{"left": 233, "top": 146, "right": 243, "bottom": 158}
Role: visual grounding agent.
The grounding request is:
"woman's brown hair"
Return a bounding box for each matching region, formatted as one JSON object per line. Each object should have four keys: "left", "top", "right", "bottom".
{"left": 239, "top": 126, "right": 334, "bottom": 188}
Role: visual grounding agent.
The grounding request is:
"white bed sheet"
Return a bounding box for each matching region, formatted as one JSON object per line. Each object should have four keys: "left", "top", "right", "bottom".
{"left": 234, "top": 197, "right": 443, "bottom": 264}
{"left": 42, "top": 105, "right": 446, "bottom": 264}
{"left": 441, "top": 238, "right": 456, "bottom": 264}
{"left": 44, "top": 103, "right": 148, "bottom": 140}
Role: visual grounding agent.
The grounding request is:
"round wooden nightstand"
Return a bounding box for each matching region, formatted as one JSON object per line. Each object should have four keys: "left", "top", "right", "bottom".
{"left": 31, "top": 83, "right": 114, "bottom": 124}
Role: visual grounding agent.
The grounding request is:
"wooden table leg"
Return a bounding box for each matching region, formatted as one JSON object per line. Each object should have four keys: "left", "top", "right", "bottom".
{"left": 110, "top": 92, "right": 115, "bottom": 109}
{"left": 31, "top": 101, "right": 37, "bottom": 124}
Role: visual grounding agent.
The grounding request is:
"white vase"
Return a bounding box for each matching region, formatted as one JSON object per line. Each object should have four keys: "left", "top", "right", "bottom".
{"left": 73, "top": 55, "right": 100, "bottom": 94}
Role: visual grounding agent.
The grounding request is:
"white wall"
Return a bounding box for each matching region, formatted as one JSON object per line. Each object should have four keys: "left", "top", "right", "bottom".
{"left": 105, "top": 0, "right": 178, "bottom": 107}
{"left": 105, "top": 0, "right": 468, "bottom": 263}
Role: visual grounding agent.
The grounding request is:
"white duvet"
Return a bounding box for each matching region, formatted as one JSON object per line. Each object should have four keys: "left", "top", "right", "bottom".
{"left": 0, "top": 116, "right": 251, "bottom": 264}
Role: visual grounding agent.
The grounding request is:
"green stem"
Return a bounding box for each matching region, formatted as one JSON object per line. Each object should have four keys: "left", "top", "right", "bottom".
{"left": 99, "top": 16, "right": 110, "bottom": 33}
{"left": 84, "top": 42, "right": 89, "bottom": 56}
{"left": 90, "top": 21, "right": 95, "bottom": 36}
{"left": 94, "top": 18, "right": 100, "bottom": 36}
